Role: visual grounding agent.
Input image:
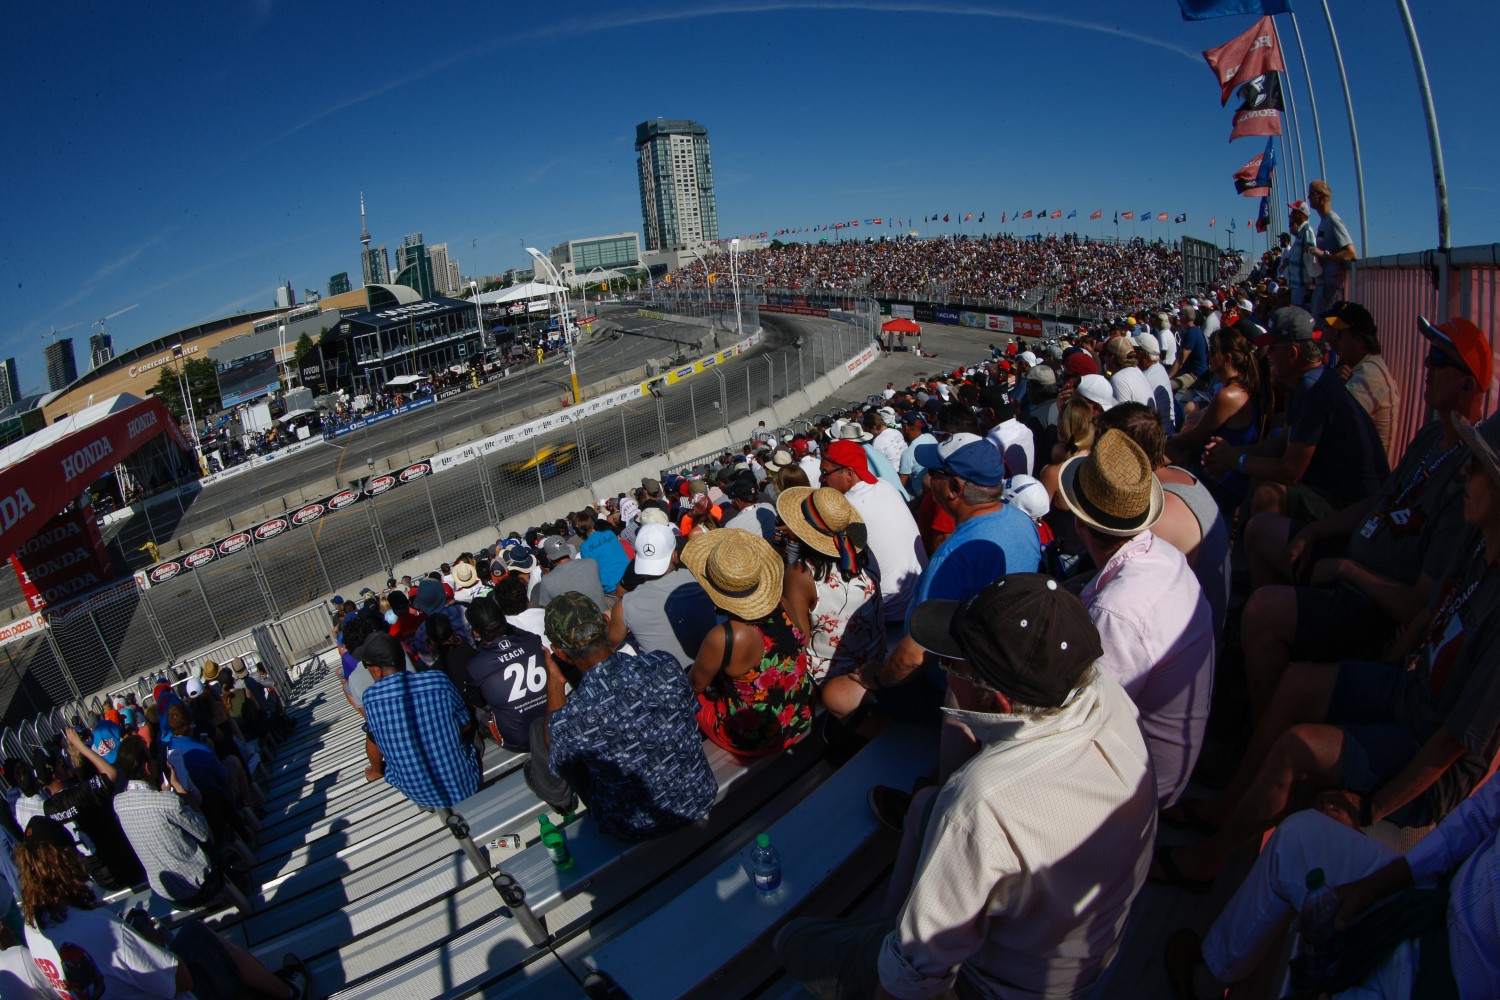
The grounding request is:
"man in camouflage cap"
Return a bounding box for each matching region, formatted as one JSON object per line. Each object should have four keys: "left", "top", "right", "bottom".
{"left": 522, "top": 593, "right": 715, "bottom": 840}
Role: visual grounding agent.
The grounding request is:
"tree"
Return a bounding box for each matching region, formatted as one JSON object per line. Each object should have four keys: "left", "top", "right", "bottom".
{"left": 151, "top": 359, "right": 221, "bottom": 428}
{"left": 292, "top": 332, "right": 316, "bottom": 372}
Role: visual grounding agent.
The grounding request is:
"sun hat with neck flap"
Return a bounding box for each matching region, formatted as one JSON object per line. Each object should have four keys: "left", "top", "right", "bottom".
{"left": 681, "top": 529, "right": 784, "bottom": 621}
{"left": 776, "top": 486, "right": 865, "bottom": 574}
{"left": 1057, "top": 429, "right": 1164, "bottom": 537}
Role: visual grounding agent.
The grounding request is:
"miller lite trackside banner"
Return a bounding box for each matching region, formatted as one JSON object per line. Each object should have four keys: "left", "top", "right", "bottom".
{"left": 0, "top": 396, "right": 187, "bottom": 563}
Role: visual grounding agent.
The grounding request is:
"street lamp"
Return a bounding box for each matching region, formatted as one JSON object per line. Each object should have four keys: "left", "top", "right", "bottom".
{"left": 525, "top": 247, "right": 582, "bottom": 405}
{"left": 583, "top": 266, "right": 607, "bottom": 316}
{"left": 729, "top": 238, "right": 744, "bottom": 339}
{"left": 277, "top": 324, "right": 292, "bottom": 391}
{"left": 469, "top": 280, "right": 485, "bottom": 355}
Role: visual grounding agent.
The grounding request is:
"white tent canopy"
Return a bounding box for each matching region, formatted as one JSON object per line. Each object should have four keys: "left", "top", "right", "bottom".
{"left": 474, "top": 281, "right": 568, "bottom": 306}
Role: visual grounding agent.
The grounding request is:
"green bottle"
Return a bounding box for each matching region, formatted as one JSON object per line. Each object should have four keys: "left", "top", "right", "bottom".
{"left": 539, "top": 813, "right": 574, "bottom": 869}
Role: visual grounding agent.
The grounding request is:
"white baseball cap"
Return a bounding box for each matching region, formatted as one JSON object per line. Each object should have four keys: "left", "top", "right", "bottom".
{"left": 1133, "top": 332, "right": 1161, "bottom": 358}
{"left": 1076, "top": 374, "right": 1116, "bottom": 410}
{"left": 634, "top": 523, "right": 677, "bottom": 575}
{"left": 185, "top": 678, "right": 204, "bottom": 698}
{"left": 1018, "top": 350, "right": 1038, "bottom": 367}
{"left": 1003, "top": 474, "right": 1051, "bottom": 520}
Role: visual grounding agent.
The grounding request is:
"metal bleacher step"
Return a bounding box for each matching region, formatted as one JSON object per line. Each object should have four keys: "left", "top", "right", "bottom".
{"left": 322, "top": 732, "right": 837, "bottom": 999}
{"left": 587, "top": 721, "right": 937, "bottom": 999}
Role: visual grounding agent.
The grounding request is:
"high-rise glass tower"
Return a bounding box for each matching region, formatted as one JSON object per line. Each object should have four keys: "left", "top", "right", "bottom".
{"left": 45, "top": 339, "right": 78, "bottom": 391}
{"left": 0, "top": 358, "right": 20, "bottom": 410}
{"left": 394, "top": 233, "right": 436, "bottom": 298}
{"left": 88, "top": 331, "right": 114, "bottom": 369}
{"left": 636, "top": 119, "right": 719, "bottom": 251}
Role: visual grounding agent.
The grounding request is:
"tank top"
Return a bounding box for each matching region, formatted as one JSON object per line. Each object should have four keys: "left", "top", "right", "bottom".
{"left": 1163, "top": 468, "right": 1231, "bottom": 639}
{"left": 696, "top": 607, "right": 814, "bottom": 757}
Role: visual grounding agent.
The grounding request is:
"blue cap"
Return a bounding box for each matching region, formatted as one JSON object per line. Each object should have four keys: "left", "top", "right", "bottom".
{"left": 913, "top": 433, "right": 1005, "bottom": 488}
{"left": 331, "top": 595, "right": 346, "bottom": 606}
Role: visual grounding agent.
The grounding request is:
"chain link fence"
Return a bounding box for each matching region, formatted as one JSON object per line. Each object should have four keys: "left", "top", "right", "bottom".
{"left": 0, "top": 294, "right": 878, "bottom": 734}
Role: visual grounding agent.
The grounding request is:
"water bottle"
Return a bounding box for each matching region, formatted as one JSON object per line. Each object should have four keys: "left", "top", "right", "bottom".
{"left": 538, "top": 814, "right": 574, "bottom": 870}
{"left": 1299, "top": 867, "right": 1343, "bottom": 980}
{"left": 749, "top": 833, "right": 782, "bottom": 894}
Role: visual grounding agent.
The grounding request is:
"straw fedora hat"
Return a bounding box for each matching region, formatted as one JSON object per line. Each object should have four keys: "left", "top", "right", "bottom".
{"left": 681, "top": 529, "right": 784, "bottom": 621}
{"left": 1058, "top": 429, "right": 1164, "bottom": 537}
{"left": 201, "top": 659, "right": 221, "bottom": 683}
{"left": 452, "top": 561, "right": 479, "bottom": 589}
{"left": 775, "top": 487, "right": 865, "bottom": 559}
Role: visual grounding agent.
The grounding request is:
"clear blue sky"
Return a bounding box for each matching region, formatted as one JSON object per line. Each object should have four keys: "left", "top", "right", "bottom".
{"left": 4, "top": 1, "right": 1495, "bottom": 395}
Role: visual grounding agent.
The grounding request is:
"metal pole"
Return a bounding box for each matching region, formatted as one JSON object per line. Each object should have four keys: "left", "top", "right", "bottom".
{"left": 1394, "top": 0, "right": 1450, "bottom": 250}
{"left": 1271, "top": 20, "right": 1307, "bottom": 206}
{"left": 87, "top": 610, "right": 126, "bottom": 683}
{"left": 1287, "top": 13, "right": 1328, "bottom": 183}
{"left": 1317, "top": 0, "right": 1368, "bottom": 254}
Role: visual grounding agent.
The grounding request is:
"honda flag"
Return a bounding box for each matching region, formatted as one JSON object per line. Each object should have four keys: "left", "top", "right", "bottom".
{"left": 1203, "top": 15, "right": 1285, "bottom": 105}
{"left": 1230, "top": 72, "right": 1284, "bottom": 140}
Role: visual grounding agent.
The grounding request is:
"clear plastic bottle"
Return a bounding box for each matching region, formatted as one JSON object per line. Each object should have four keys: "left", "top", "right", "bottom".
{"left": 539, "top": 813, "right": 574, "bottom": 870}
{"left": 1299, "top": 867, "right": 1343, "bottom": 980}
{"left": 749, "top": 833, "right": 782, "bottom": 893}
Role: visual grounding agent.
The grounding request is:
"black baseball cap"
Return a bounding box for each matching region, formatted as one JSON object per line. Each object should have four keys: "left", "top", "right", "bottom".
{"left": 353, "top": 632, "right": 404, "bottom": 668}
{"left": 466, "top": 594, "right": 506, "bottom": 636}
{"left": 908, "top": 574, "right": 1102, "bottom": 708}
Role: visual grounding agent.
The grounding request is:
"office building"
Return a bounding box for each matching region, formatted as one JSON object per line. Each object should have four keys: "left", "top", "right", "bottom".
{"left": 88, "top": 332, "right": 114, "bottom": 370}
{"left": 45, "top": 338, "right": 78, "bottom": 391}
{"left": 0, "top": 358, "right": 20, "bottom": 410}
{"left": 275, "top": 282, "right": 296, "bottom": 309}
{"left": 394, "top": 233, "right": 436, "bottom": 299}
{"left": 329, "top": 272, "right": 353, "bottom": 297}
{"left": 636, "top": 119, "right": 719, "bottom": 251}
{"left": 548, "top": 233, "right": 642, "bottom": 282}
{"left": 429, "top": 243, "right": 453, "bottom": 295}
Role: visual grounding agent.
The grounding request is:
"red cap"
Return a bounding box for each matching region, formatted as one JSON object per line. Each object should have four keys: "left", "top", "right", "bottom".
{"left": 789, "top": 437, "right": 811, "bottom": 458}
{"left": 1419, "top": 316, "right": 1493, "bottom": 389}
{"left": 826, "top": 441, "right": 877, "bottom": 484}
{"left": 1063, "top": 351, "right": 1099, "bottom": 377}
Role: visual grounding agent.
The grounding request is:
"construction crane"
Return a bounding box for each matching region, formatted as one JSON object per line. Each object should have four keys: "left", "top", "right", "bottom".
{"left": 91, "top": 303, "right": 139, "bottom": 338}
{"left": 44, "top": 321, "right": 82, "bottom": 344}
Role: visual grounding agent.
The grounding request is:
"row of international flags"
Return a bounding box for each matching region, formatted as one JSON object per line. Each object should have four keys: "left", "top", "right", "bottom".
{"left": 750, "top": 210, "right": 1205, "bottom": 240}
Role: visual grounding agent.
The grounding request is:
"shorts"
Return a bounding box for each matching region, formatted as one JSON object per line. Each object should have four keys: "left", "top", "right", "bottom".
{"left": 1327, "top": 660, "right": 1434, "bottom": 827}
{"left": 1292, "top": 584, "right": 1397, "bottom": 662}
{"left": 1285, "top": 483, "right": 1344, "bottom": 525}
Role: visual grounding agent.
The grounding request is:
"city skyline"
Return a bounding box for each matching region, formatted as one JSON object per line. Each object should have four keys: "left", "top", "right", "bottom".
{"left": 5, "top": 2, "right": 1497, "bottom": 396}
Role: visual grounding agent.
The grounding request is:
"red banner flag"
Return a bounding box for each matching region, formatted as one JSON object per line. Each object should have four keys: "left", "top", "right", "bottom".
{"left": 1230, "top": 72, "right": 1284, "bottom": 140}
{"left": 1204, "top": 15, "right": 1285, "bottom": 106}
{"left": 1089, "top": 210, "right": 1102, "bottom": 220}
{"left": 1049, "top": 210, "right": 1062, "bottom": 219}
{"left": 1121, "top": 211, "right": 1135, "bottom": 221}
{"left": 1234, "top": 151, "right": 1270, "bottom": 196}
{"left": 1021, "top": 210, "right": 1033, "bottom": 219}
{"left": 1156, "top": 212, "right": 1168, "bottom": 222}
{"left": 1210, "top": 216, "right": 1216, "bottom": 227}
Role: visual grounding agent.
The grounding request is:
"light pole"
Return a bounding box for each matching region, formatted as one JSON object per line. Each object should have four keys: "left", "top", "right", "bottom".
{"left": 277, "top": 324, "right": 290, "bottom": 391}
{"left": 525, "top": 248, "right": 582, "bottom": 405}
{"left": 729, "top": 238, "right": 744, "bottom": 339}
{"left": 582, "top": 266, "right": 607, "bottom": 318}
{"left": 470, "top": 280, "right": 485, "bottom": 354}
{"left": 636, "top": 258, "right": 655, "bottom": 297}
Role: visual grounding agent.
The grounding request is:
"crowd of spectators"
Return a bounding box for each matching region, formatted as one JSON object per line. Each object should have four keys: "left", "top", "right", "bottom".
{"left": 669, "top": 233, "right": 1242, "bottom": 318}
{"left": 8, "top": 175, "right": 1497, "bottom": 998}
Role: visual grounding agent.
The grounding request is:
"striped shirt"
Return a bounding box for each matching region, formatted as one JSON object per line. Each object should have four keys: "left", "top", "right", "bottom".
{"left": 113, "top": 780, "right": 215, "bottom": 902}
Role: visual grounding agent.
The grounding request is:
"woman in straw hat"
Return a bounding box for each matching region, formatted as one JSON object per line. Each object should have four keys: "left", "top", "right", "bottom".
{"left": 683, "top": 530, "right": 815, "bottom": 757}
{"left": 776, "top": 487, "right": 885, "bottom": 719}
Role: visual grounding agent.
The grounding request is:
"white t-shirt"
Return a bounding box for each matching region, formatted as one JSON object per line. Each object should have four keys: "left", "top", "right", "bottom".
{"left": 0, "top": 943, "right": 49, "bottom": 999}
{"left": 1157, "top": 327, "right": 1178, "bottom": 366}
{"left": 26, "top": 906, "right": 188, "bottom": 1000}
{"left": 798, "top": 456, "right": 823, "bottom": 488}
{"left": 505, "top": 606, "right": 552, "bottom": 651}
{"left": 871, "top": 428, "right": 906, "bottom": 467}
{"left": 1141, "top": 363, "right": 1177, "bottom": 434}
{"left": 843, "top": 479, "right": 927, "bottom": 622}
{"left": 1109, "top": 367, "right": 1153, "bottom": 408}
{"left": 985, "top": 420, "right": 1036, "bottom": 479}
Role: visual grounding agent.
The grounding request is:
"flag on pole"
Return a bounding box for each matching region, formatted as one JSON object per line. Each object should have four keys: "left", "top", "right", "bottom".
{"left": 1175, "top": 213, "right": 1188, "bottom": 223}
{"left": 979, "top": 212, "right": 985, "bottom": 222}
{"left": 1121, "top": 211, "right": 1135, "bottom": 221}
{"left": 1256, "top": 196, "right": 1271, "bottom": 233}
{"left": 1203, "top": 16, "right": 1286, "bottom": 105}
{"left": 1141, "top": 211, "right": 1150, "bottom": 220}
{"left": 1177, "top": 0, "right": 1291, "bottom": 21}
{"left": 1230, "top": 72, "right": 1284, "bottom": 140}
{"left": 1049, "top": 210, "right": 1062, "bottom": 219}
{"left": 943, "top": 214, "right": 950, "bottom": 222}
{"left": 1090, "top": 210, "right": 1102, "bottom": 220}
{"left": 1001, "top": 212, "right": 1006, "bottom": 223}
{"left": 964, "top": 212, "right": 973, "bottom": 221}
{"left": 1156, "top": 213, "right": 1169, "bottom": 222}
{"left": 1022, "top": 210, "right": 1033, "bottom": 219}
{"left": 1067, "top": 210, "right": 1077, "bottom": 219}
{"left": 1235, "top": 153, "right": 1269, "bottom": 196}
{"left": 1210, "top": 216, "right": 1216, "bottom": 227}
{"left": 1228, "top": 219, "right": 1236, "bottom": 231}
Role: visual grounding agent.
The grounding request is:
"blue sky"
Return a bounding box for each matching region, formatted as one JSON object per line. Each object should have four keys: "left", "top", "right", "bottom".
{"left": 4, "top": 1, "right": 1495, "bottom": 395}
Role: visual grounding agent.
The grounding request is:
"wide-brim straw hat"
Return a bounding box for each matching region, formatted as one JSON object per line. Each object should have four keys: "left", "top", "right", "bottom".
{"left": 1058, "top": 429, "right": 1164, "bottom": 537}
{"left": 681, "top": 529, "right": 784, "bottom": 620}
{"left": 201, "top": 659, "right": 221, "bottom": 683}
{"left": 775, "top": 486, "right": 864, "bottom": 559}
{"left": 452, "top": 561, "right": 479, "bottom": 588}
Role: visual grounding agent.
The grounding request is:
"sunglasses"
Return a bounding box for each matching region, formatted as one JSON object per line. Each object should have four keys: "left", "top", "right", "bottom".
{"left": 1425, "top": 348, "right": 1471, "bottom": 375}
{"left": 819, "top": 463, "right": 850, "bottom": 478}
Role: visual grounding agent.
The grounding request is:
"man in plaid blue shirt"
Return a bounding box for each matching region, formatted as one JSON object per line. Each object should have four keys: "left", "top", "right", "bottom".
{"left": 359, "top": 633, "right": 479, "bottom": 809}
